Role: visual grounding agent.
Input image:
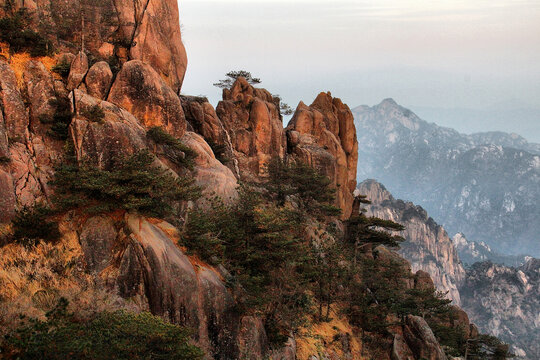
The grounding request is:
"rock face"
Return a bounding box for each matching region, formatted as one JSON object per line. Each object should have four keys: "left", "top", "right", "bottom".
{"left": 353, "top": 98, "right": 540, "bottom": 257}
{"left": 216, "top": 77, "right": 286, "bottom": 179}
{"left": 181, "top": 95, "right": 239, "bottom": 177}
{"left": 402, "top": 315, "right": 447, "bottom": 360}
{"left": 85, "top": 61, "right": 113, "bottom": 100}
{"left": 108, "top": 60, "right": 186, "bottom": 138}
{"left": 358, "top": 180, "right": 465, "bottom": 305}
{"left": 287, "top": 92, "right": 358, "bottom": 218}
{"left": 0, "top": 60, "right": 29, "bottom": 142}
{"left": 83, "top": 213, "right": 268, "bottom": 359}
{"left": 70, "top": 90, "right": 148, "bottom": 168}
{"left": 0, "top": 0, "right": 187, "bottom": 92}
{"left": 460, "top": 259, "right": 540, "bottom": 359}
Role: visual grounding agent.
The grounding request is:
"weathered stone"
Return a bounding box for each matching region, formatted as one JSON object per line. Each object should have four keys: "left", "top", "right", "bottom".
{"left": 127, "top": 0, "right": 188, "bottom": 92}
{"left": 286, "top": 93, "right": 358, "bottom": 218}
{"left": 392, "top": 334, "right": 415, "bottom": 360}
{"left": 216, "top": 77, "right": 286, "bottom": 179}
{"left": 270, "top": 337, "right": 296, "bottom": 360}
{"left": 85, "top": 61, "right": 113, "bottom": 100}
{"left": 70, "top": 90, "right": 147, "bottom": 168}
{"left": 80, "top": 216, "right": 117, "bottom": 273}
{"left": 108, "top": 60, "right": 186, "bottom": 138}
{"left": 181, "top": 95, "right": 238, "bottom": 177}
{"left": 403, "top": 315, "right": 447, "bottom": 360}
{"left": 22, "top": 60, "right": 56, "bottom": 130}
{"left": 0, "top": 170, "right": 15, "bottom": 222}
{"left": 67, "top": 51, "right": 88, "bottom": 91}
{"left": 0, "top": 117, "right": 8, "bottom": 160}
{"left": 0, "top": 60, "right": 29, "bottom": 142}
{"left": 180, "top": 132, "right": 238, "bottom": 204}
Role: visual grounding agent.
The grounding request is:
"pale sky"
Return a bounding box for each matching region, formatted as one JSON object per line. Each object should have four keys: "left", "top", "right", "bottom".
{"left": 179, "top": 0, "right": 540, "bottom": 141}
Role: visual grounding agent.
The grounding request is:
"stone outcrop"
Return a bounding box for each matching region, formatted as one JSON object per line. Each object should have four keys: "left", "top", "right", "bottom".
{"left": 70, "top": 90, "right": 148, "bottom": 168}
{"left": 216, "top": 77, "right": 286, "bottom": 179}
{"left": 358, "top": 179, "right": 465, "bottom": 305}
{"left": 402, "top": 315, "right": 447, "bottom": 360}
{"left": 108, "top": 60, "right": 186, "bottom": 138}
{"left": 182, "top": 95, "right": 239, "bottom": 177}
{"left": 0, "top": 0, "right": 187, "bottom": 92}
{"left": 77, "top": 213, "right": 268, "bottom": 359}
{"left": 0, "top": 60, "right": 29, "bottom": 142}
{"left": 181, "top": 132, "right": 238, "bottom": 204}
{"left": 286, "top": 92, "right": 358, "bottom": 218}
{"left": 67, "top": 52, "right": 89, "bottom": 91}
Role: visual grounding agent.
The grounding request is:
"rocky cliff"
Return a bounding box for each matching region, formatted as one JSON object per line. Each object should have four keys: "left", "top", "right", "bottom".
{"left": 358, "top": 179, "right": 466, "bottom": 305}
{"left": 0, "top": 2, "right": 505, "bottom": 359}
{"left": 353, "top": 99, "right": 540, "bottom": 257}
{"left": 460, "top": 259, "right": 540, "bottom": 359}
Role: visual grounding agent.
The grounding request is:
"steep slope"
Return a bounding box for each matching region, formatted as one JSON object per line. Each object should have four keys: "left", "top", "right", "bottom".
{"left": 353, "top": 99, "right": 540, "bottom": 256}
{"left": 460, "top": 259, "right": 540, "bottom": 359}
{"left": 358, "top": 179, "right": 465, "bottom": 305}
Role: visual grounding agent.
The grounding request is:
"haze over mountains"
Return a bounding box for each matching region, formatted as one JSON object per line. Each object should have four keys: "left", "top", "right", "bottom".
{"left": 353, "top": 99, "right": 540, "bottom": 257}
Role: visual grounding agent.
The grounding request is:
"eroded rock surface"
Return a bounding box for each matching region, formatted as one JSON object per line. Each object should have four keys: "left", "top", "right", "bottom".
{"left": 216, "top": 77, "right": 286, "bottom": 179}
{"left": 287, "top": 92, "right": 358, "bottom": 218}
{"left": 108, "top": 60, "right": 186, "bottom": 138}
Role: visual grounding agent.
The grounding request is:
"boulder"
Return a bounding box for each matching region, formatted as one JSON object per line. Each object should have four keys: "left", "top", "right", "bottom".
{"left": 216, "top": 77, "right": 286, "bottom": 179}
{"left": 108, "top": 60, "right": 186, "bottom": 138}
{"left": 180, "top": 132, "right": 238, "bottom": 204}
{"left": 85, "top": 61, "right": 113, "bottom": 100}
{"left": 0, "top": 116, "right": 8, "bottom": 160}
{"left": 403, "top": 315, "right": 447, "bottom": 360}
{"left": 70, "top": 90, "right": 148, "bottom": 169}
{"left": 286, "top": 93, "right": 358, "bottom": 218}
{"left": 67, "top": 51, "right": 89, "bottom": 91}
{"left": 0, "top": 60, "right": 29, "bottom": 142}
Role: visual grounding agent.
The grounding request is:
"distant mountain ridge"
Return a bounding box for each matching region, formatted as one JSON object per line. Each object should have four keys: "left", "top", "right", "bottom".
{"left": 353, "top": 99, "right": 540, "bottom": 256}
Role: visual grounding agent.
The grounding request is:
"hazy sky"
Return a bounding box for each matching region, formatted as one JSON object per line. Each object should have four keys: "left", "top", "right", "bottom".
{"left": 179, "top": 0, "right": 540, "bottom": 141}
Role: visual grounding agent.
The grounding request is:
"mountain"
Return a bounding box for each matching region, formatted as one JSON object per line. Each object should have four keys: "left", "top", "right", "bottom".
{"left": 460, "top": 259, "right": 540, "bottom": 359}
{"left": 358, "top": 179, "right": 465, "bottom": 305}
{"left": 358, "top": 179, "right": 540, "bottom": 359}
{"left": 353, "top": 99, "right": 540, "bottom": 257}
{"left": 452, "top": 233, "right": 529, "bottom": 268}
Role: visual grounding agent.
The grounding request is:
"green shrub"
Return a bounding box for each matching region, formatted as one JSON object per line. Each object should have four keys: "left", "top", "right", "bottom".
{"left": 11, "top": 204, "right": 60, "bottom": 247}
{"left": 0, "top": 9, "right": 53, "bottom": 57}
{"left": 2, "top": 298, "right": 204, "bottom": 359}
{"left": 51, "top": 150, "right": 200, "bottom": 218}
{"left": 51, "top": 61, "right": 71, "bottom": 78}
{"left": 147, "top": 126, "right": 196, "bottom": 168}
{"left": 42, "top": 96, "right": 73, "bottom": 140}
{"left": 80, "top": 104, "right": 105, "bottom": 123}
{"left": 0, "top": 156, "right": 11, "bottom": 164}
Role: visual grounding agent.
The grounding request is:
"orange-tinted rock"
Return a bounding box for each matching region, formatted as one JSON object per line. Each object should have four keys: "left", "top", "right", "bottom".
{"left": 127, "top": 0, "right": 188, "bottom": 92}
{"left": 181, "top": 95, "right": 239, "bottom": 177}
{"left": 85, "top": 61, "right": 113, "bottom": 100}
{"left": 0, "top": 0, "right": 187, "bottom": 91}
{"left": 286, "top": 92, "right": 358, "bottom": 218}
{"left": 0, "top": 60, "right": 29, "bottom": 142}
{"left": 181, "top": 132, "right": 238, "bottom": 204}
{"left": 0, "top": 115, "right": 8, "bottom": 160}
{"left": 108, "top": 60, "right": 186, "bottom": 138}
{"left": 0, "top": 169, "right": 15, "bottom": 222}
{"left": 67, "top": 51, "right": 88, "bottom": 91}
{"left": 70, "top": 90, "right": 147, "bottom": 168}
{"left": 80, "top": 216, "right": 117, "bottom": 273}
{"left": 216, "top": 77, "right": 286, "bottom": 179}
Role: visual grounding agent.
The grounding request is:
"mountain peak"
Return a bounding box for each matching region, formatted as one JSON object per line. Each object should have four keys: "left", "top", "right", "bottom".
{"left": 379, "top": 98, "right": 399, "bottom": 107}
